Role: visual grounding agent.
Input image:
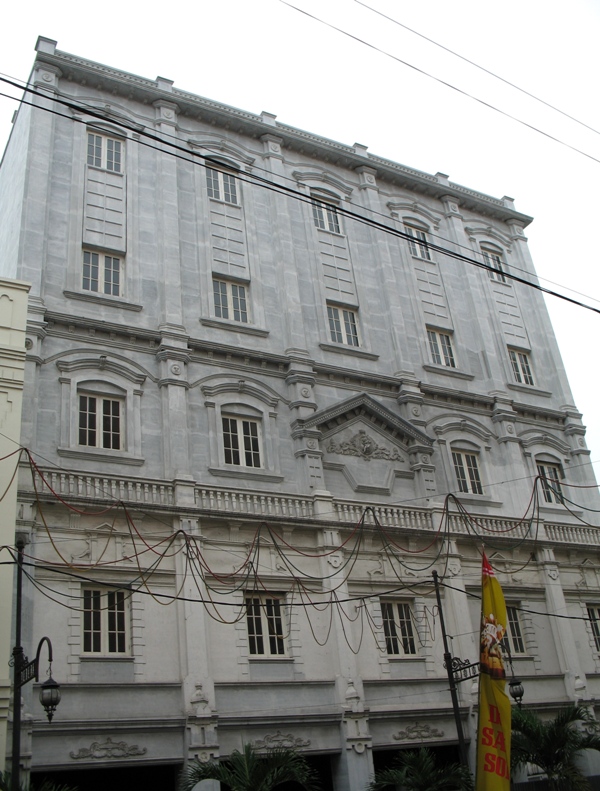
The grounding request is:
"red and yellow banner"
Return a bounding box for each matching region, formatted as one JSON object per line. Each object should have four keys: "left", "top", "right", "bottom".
{"left": 476, "top": 553, "right": 511, "bottom": 790}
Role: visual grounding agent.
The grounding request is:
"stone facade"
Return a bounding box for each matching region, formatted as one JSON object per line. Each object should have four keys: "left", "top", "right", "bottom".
{"left": 1, "top": 37, "right": 600, "bottom": 790}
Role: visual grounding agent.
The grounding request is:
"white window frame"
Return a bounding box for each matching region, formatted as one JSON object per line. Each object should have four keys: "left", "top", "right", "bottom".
{"left": 327, "top": 304, "right": 359, "bottom": 347}
{"left": 78, "top": 393, "right": 123, "bottom": 451}
{"left": 222, "top": 415, "right": 262, "bottom": 468}
{"left": 537, "top": 463, "right": 563, "bottom": 504}
{"left": 87, "top": 132, "right": 123, "bottom": 173}
{"left": 502, "top": 605, "right": 526, "bottom": 656}
{"left": 312, "top": 198, "right": 341, "bottom": 234}
{"left": 509, "top": 349, "right": 535, "bottom": 386}
{"left": 587, "top": 606, "right": 600, "bottom": 652}
{"left": 427, "top": 328, "right": 456, "bottom": 368}
{"left": 245, "top": 594, "right": 287, "bottom": 657}
{"left": 82, "top": 587, "right": 129, "bottom": 656}
{"left": 381, "top": 601, "right": 417, "bottom": 656}
{"left": 482, "top": 247, "right": 507, "bottom": 283}
{"left": 206, "top": 166, "right": 238, "bottom": 205}
{"left": 452, "top": 450, "right": 484, "bottom": 495}
{"left": 212, "top": 279, "right": 249, "bottom": 323}
{"left": 405, "top": 224, "right": 431, "bottom": 260}
{"left": 82, "top": 250, "right": 123, "bottom": 297}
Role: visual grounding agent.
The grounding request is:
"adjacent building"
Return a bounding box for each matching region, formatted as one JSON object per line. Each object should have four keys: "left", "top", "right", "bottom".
{"left": 1, "top": 37, "right": 600, "bottom": 790}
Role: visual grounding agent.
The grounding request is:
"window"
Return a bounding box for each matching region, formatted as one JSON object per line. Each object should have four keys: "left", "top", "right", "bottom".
{"left": 245, "top": 594, "right": 286, "bottom": 656}
{"left": 79, "top": 394, "right": 122, "bottom": 450}
{"left": 427, "top": 329, "right": 456, "bottom": 368}
{"left": 509, "top": 349, "right": 534, "bottom": 386}
{"left": 537, "top": 463, "right": 563, "bottom": 504}
{"left": 83, "top": 588, "right": 128, "bottom": 654}
{"left": 452, "top": 451, "right": 483, "bottom": 495}
{"left": 405, "top": 224, "right": 431, "bottom": 260}
{"left": 327, "top": 304, "right": 359, "bottom": 347}
{"left": 482, "top": 248, "right": 506, "bottom": 283}
{"left": 381, "top": 602, "right": 417, "bottom": 656}
{"left": 222, "top": 416, "right": 261, "bottom": 468}
{"left": 212, "top": 279, "right": 248, "bottom": 323}
{"left": 206, "top": 166, "right": 238, "bottom": 204}
{"left": 587, "top": 606, "right": 600, "bottom": 652}
{"left": 312, "top": 199, "right": 341, "bottom": 234}
{"left": 83, "top": 251, "right": 122, "bottom": 297}
{"left": 501, "top": 606, "right": 525, "bottom": 656}
{"left": 87, "top": 133, "right": 122, "bottom": 172}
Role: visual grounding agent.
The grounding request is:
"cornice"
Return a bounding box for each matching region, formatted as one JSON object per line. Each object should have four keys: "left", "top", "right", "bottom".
{"left": 39, "top": 47, "right": 533, "bottom": 227}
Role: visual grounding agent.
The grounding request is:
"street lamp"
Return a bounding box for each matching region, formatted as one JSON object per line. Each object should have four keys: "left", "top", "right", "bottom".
{"left": 508, "top": 677, "right": 524, "bottom": 708}
{"left": 10, "top": 536, "right": 61, "bottom": 791}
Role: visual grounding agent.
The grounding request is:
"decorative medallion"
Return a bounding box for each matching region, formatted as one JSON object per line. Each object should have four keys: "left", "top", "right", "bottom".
{"left": 393, "top": 723, "right": 444, "bottom": 741}
{"left": 253, "top": 731, "right": 310, "bottom": 750}
{"left": 327, "top": 430, "right": 402, "bottom": 462}
{"left": 301, "top": 387, "right": 311, "bottom": 398}
{"left": 70, "top": 737, "right": 147, "bottom": 760}
{"left": 171, "top": 364, "right": 181, "bottom": 375}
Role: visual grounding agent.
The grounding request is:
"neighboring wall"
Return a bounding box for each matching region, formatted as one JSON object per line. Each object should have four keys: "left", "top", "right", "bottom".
{"left": 0, "top": 278, "right": 29, "bottom": 771}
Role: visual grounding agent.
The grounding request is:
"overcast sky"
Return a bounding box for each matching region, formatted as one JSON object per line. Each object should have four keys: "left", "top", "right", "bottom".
{"left": 1, "top": 0, "right": 599, "bottom": 488}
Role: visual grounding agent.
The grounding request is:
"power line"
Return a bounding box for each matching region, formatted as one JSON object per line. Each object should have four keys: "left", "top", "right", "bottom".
{"left": 278, "top": 0, "right": 600, "bottom": 167}
{"left": 1, "top": 78, "right": 600, "bottom": 317}
{"left": 353, "top": 0, "right": 600, "bottom": 140}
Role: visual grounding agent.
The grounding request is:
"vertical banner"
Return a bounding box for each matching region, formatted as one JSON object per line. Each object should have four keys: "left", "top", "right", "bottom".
{"left": 476, "top": 553, "right": 512, "bottom": 790}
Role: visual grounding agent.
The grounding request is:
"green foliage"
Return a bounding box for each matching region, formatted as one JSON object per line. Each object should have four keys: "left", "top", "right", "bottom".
{"left": 511, "top": 704, "right": 600, "bottom": 790}
{"left": 179, "top": 742, "right": 321, "bottom": 791}
{"left": 0, "top": 773, "right": 77, "bottom": 791}
{"left": 368, "top": 747, "right": 473, "bottom": 791}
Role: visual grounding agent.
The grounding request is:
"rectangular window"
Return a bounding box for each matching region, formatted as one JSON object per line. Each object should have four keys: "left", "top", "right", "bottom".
{"left": 79, "top": 395, "right": 122, "bottom": 450}
{"left": 537, "top": 463, "right": 563, "bottom": 504}
{"left": 312, "top": 199, "right": 341, "bottom": 234}
{"left": 452, "top": 451, "right": 483, "bottom": 495}
{"left": 206, "top": 166, "right": 238, "bottom": 204}
{"left": 83, "top": 588, "right": 128, "bottom": 654}
{"left": 381, "top": 602, "right": 417, "bottom": 656}
{"left": 327, "top": 304, "right": 359, "bottom": 347}
{"left": 405, "top": 225, "right": 431, "bottom": 260}
{"left": 482, "top": 249, "right": 507, "bottom": 283}
{"left": 245, "top": 595, "right": 286, "bottom": 656}
{"left": 509, "top": 349, "right": 534, "bottom": 386}
{"left": 427, "top": 329, "right": 456, "bottom": 368}
{"left": 83, "top": 251, "right": 121, "bottom": 297}
{"left": 212, "top": 279, "right": 248, "bottom": 323}
{"left": 87, "top": 133, "right": 122, "bottom": 172}
{"left": 587, "top": 606, "right": 600, "bottom": 652}
{"left": 222, "top": 416, "right": 261, "bottom": 468}
{"left": 501, "top": 605, "right": 526, "bottom": 655}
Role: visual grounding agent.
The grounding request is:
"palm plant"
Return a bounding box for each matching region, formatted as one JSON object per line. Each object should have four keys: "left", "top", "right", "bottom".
{"left": 511, "top": 704, "right": 600, "bottom": 790}
{"left": 368, "top": 747, "right": 473, "bottom": 791}
{"left": 179, "top": 742, "right": 321, "bottom": 791}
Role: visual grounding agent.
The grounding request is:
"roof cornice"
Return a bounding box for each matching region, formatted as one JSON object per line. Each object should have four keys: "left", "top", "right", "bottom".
{"left": 35, "top": 45, "right": 533, "bottom": 227}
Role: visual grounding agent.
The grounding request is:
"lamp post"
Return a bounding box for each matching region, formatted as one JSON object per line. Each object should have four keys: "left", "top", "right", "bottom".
{"left": 10, "top": 536, "right": 61, "bottom": 791}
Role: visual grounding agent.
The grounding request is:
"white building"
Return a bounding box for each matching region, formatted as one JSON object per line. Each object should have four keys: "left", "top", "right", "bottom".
{"left": 0, "top": 278, "right": 29, "bottom": 773}
{"left": 1, "top": 37, "right": 600, "bottom": 791}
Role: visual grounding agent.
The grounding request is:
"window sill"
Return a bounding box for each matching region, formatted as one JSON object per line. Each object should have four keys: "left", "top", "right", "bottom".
{"left": 316, "top": 227, "right": 345, "bottom": 239}
{"left": 58, "top": 447, "right": 145, "bottom": 466}
{"left": 208, "top": 466, "right": 284, "bottom": 483}
{"left": 422, "top": 364, "right": 474, "bottom": 380}
{"left": 319, "top": 342, "right": 379, "bottom": 361}
{"left": 209, "top": 196, "right": 240, "bottom": 208}
{"left": 450, "top": 494, "right": 504, "bottom": 508}
{"left": 86, "top": 165, "right": 123, "bottom": 177}
{"left": 64, "top": 291, "right": 142, "bottom": 312}
{"left": 248, "top": 657, "right": 293, "bottom": 663}
{"left": 506, "top": 383, "right": 552, "bottom": 398}
{"left": 386, "top": 655, "right": 422, "bottom": 662}
{"left": 200, "top": 317, "right": 269, "bottom": 337}
{"left": 80, "top": 655, "right": 133, "bottom": 662}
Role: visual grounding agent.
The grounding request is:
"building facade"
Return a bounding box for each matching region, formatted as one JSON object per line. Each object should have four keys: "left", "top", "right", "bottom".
{"left": 0, "top": 278, "right": 29, "bottom": 773}
{"left": 1, "top": 37, "right": 600, "bottom": 790}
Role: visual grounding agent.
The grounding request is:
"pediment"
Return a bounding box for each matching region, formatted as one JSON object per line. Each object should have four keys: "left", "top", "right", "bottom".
{"left": 300, "top": 393, "right": 433, "bottom": 451}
